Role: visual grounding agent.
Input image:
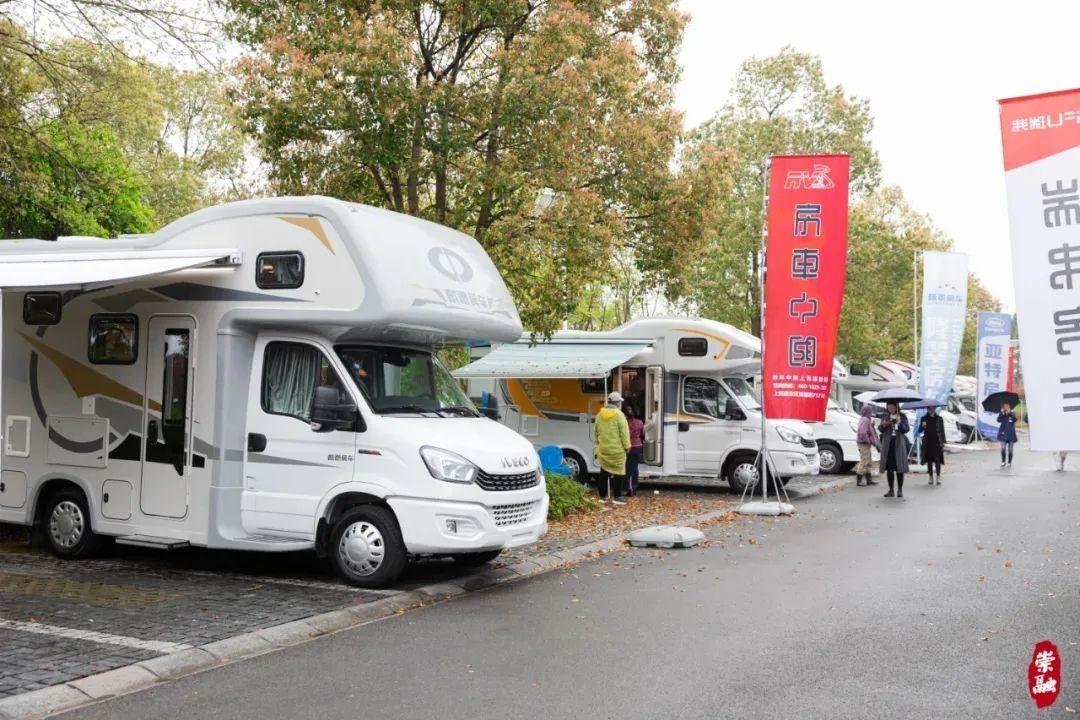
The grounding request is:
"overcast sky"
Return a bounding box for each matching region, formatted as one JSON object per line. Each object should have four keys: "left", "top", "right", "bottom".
{"left": 675, "top": 0, "right": 1080, "bottom": 312}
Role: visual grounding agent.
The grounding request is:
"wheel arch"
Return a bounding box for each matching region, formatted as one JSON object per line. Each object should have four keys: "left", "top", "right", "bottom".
{"left": 315, "top": 487, "right": 395, "bottom": 557}
{"left": 31, "top": 473, "right": 94, "bottom": 528}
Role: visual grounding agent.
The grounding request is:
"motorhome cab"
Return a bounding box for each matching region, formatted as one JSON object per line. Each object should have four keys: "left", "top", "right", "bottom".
{"left": 0, "top": 197, "right": 548, "bottom": 588}
{"left": 456, "top": 318, "right": 820, "bottom": 492}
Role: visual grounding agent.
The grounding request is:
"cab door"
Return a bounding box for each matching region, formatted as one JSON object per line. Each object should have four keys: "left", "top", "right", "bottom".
{"left": 140, "top": 316, "right": 195, "bottom": 518}
{"left": 242, "top": 339, "right": 358, "bottom": 536}
{"left": 678, "top": 376, "right": 742, "bottom": 476}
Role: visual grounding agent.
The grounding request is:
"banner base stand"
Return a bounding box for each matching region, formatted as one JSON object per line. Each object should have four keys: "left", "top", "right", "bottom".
{"left": 735, "top": 501, "right": 796, "bottom": 516}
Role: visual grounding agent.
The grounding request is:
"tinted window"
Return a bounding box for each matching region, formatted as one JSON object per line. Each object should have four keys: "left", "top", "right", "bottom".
{"left": 88, "top": 315, "right": 138, "bottom": 365}
{"left": 683, "top": 377, "right": 721, "bottom": 418}
{"left": 23, "top": 292, "right": 62, "bottom": 325}
{"left": 678, "top": 337, "right": 707, "bottom": 357}
{"left": 256, "top": 252, "right": 304, "bottom": 289}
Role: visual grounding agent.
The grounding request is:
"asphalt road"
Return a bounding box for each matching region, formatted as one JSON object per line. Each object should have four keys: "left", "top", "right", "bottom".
{"left": 61, "top": 446, "right": 1080, "bottom": 719}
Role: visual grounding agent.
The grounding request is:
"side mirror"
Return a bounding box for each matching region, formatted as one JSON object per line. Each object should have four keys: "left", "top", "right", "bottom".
{"left": 477, "top": 407, "right": 499, "bottom": 420}
{"left": 311, "top": 399, "right": 360, "bottom": 433}
{"left": 724, "top": 398, "right": 746, "bottom": 421}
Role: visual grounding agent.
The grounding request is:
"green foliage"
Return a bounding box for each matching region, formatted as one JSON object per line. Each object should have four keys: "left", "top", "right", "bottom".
{"left": 545, "top": 472, "right": 599, "bottom": 521}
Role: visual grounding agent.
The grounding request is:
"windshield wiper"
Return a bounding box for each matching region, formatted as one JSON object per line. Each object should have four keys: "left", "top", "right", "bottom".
{"left": 439, "top": 405, "right": 480, "bottom": 417}
{"left": 378, "top": 404, "right": 437, "bottom": 415}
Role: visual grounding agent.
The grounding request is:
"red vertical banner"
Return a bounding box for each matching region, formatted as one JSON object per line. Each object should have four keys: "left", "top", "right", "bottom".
{"left": 762, "top": 155, "right": 851, "bottom": 422}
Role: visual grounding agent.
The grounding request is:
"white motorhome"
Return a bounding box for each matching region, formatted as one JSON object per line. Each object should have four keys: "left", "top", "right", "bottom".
{"left": 0, "top": 197, "right": 548, "bottom": 588}
{"left": 456, "top": 318, "right": 820, "bottom": 493}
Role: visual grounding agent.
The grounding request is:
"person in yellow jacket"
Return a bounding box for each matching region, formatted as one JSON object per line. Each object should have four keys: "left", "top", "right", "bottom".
{"left": 594, "top": 391, "right": 631, "bottom": 505}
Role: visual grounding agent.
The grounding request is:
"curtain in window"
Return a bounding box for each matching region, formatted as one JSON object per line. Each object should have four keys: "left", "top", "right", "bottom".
{"left": 265, "top": 344, "right": 319, "bottom": 418}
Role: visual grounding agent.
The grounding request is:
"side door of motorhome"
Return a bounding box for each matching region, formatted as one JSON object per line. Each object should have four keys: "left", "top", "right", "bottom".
{"left": 243, "top": 338, "right": 357, "bottom": 536}
{"left": 678, "top": 376, "right": 742, "bottom": 475}
{"left": 141, "top": 316, "right": 196, "bottom": 519}
{"left": 643, "top": 366, "right": 664, "bottom": 466}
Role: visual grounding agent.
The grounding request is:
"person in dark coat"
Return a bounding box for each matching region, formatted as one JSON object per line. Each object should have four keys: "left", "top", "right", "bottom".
{"left": 997, "top": 403, "right": 1018, "bottom": 467}
{"left": 878, "top": 402, "right": 910, "bottom": 498}
{"left": 918, "top": 406, "right": 946, "bottom": 486}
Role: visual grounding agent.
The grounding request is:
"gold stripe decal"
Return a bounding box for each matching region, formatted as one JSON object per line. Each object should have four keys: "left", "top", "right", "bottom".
{"left": 20, "top": 333, "right": 161, "bottom": 412}
{"left": 278, "top": 216, "right": 335, "bottom": 255}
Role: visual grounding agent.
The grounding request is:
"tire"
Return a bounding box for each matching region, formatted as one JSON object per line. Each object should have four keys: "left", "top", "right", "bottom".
{"left": 329, "top": 505, "right": 407, "bottom": 588}
{"left": 817, "top": 442, "right": 843, "bottom": 474}
{"left": 726, "top": 454, "right": 765, "bottom": 494}
{"left": 451, "top": 549, "right": 503, "bottom": 567}
{"left": 561, "top": 449, "right": 587, "bottom": 484}
{"left": 42, "top": 488, "right": 103, "bottom": 559}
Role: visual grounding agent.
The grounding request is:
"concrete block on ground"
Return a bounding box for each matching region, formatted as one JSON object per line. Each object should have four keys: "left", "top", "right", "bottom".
{"left": 200, "top": 632, "right": 273, "bottom": 661}
{"left": 69, "top": 665, "right": 157, "bottom": 699}
{"left": 0, "top": 684, "right": 89, "bottom": 719}
{"left": 137, "top": 648, "right": 219, "bottom": 680}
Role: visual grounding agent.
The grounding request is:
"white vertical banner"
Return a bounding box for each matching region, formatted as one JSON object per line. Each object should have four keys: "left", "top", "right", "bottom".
{"left": 975, "top": 311, "right": 1013, "bottom": 438}
{"left": 1000, "top": 90, "right": 1080, "bottom": 451}
{"left": 918, "top": 252, "right": 969, "bottom": 418}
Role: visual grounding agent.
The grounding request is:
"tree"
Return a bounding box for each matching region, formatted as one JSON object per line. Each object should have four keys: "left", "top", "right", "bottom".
{"left": 677, "top": 47, "right": 880, "bottom": 335}
{"left": 959, "top": 273, "right": 1002, "bottom": 375}
{"left": 229, "top": 0, "right": 688, "bottom": 335}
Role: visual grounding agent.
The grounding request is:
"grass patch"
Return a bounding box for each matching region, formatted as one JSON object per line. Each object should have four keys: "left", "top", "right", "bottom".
{"left": 545, "top": 472, "right": 599, "bottom": 521}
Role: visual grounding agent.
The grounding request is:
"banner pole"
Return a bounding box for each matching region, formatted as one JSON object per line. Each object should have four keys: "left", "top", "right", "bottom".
{"left": 913, "top": 250, "right": 919, "bottom": 371}
{"left": 760, "top": 158, "right": 771, "bottom": 507}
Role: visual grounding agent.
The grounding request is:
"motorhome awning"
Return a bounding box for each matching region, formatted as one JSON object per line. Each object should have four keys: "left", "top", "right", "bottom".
{"left": 453, "top": 341, "right": 651, "bottom": 379}
{"left": 0, "top": 248, "right": 241, "bottom": 291}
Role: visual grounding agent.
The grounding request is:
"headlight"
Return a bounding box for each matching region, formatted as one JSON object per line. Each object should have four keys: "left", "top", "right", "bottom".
{"left": 848, "top": 421, "right": 859, "bottom": 433}
{"left": 419, "top": 446, "right": 478, "bottom": 484}
{"left": 776, "top": 426, "right": 803, "bottom": 444}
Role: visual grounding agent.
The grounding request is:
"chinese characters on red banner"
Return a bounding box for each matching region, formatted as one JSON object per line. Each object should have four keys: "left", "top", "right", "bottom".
{"left": 762, "top": 156, "right": 850, "bottom": 422}
{"left": 1028, "top": 640, "right": 1061, "bottom": 709}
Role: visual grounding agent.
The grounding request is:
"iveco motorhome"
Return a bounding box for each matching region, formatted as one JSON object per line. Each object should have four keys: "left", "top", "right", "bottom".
{"left": 0, "top": 197, "right": 547, "bottom": 587}
{"left": 457, "top": 318, "right": 820, "bottom": 492}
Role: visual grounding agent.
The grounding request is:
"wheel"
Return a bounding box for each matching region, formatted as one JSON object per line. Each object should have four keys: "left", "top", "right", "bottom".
{"left": 561, "top": 449, "right": 587, "bottom": 483}
{"left": 726, "top": 454, "right": 765, "bottom": 494}
{"left": 451, "top": 549, "right": 503, "bottom": 567}
{"left": 817, "top": 442, "right": 843, "bottom": 474}
{"left": 329, "top": 505, "right": 407, "bottom": 588}
{"left": 43, "top": 488, "right": 103, "bottom": 559}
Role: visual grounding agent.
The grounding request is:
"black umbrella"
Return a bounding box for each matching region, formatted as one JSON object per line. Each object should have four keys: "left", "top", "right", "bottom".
{"left": 982, "top": 391, "right": 1020, "bottom": 413}
{"left": 870, "top": 388, "right": 923, "bottom": 404}
{"left": 903, "top": 399, "right": 945, "bottom": 410}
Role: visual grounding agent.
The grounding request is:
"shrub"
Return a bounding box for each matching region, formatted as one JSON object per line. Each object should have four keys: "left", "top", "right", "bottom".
{"left": 545, "top": 472, "right": 599, "bottom": 521}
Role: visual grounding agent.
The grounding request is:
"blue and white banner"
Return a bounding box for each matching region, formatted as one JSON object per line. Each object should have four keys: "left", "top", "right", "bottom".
{"left": 975, "top": 311, "right": 1012, "bottom": 439}
{"left": 917, "top": 252, "right": 969, "bottom": 434}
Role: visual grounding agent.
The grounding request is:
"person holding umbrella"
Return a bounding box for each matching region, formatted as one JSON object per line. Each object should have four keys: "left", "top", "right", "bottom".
{"left": 879, "top": 402, "right": 911, "bottom": 498}
{"left": 997, "top": 402, "right": 1019, "bottom": 468}
{"left": 983, "top": 390, "right": 1021, "bottom": 468}
{"left": 916, "top": 404, "right": 946, "bottom": 485}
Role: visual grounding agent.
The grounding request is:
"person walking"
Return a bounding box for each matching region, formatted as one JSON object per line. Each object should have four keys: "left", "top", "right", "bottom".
{"left": 997, "top": 403, "right": 1018, "bottom": 468}
{"left": 594, "top": 391, "right": 631, "bottom": 505}
{"left": 1057, "top": 452, "right": 1069, "bottom": 472}
{"left": 624, "top": 405, "right": 645, "bottom": 497}
{"left": 854, "top": 405, "right": 879, "bottom": 487}
{"left": 879, "top": 402, "right": 910, "bottom": 498}
{"left": 918, "top": 406, "right": 946, "bottom": 486}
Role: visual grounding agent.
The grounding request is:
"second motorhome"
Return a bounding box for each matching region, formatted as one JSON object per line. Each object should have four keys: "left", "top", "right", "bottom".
{"left": 0, "top": 197, "right": 548, "bottom": 587}
{"left": 456, "top": 318, "right": 821, "bottom": 492}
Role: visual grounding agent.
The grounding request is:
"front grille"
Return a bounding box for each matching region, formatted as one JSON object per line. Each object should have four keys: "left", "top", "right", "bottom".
{"left": 491, "top": 500, "right": 539, "bottom": 527}
{"left": 801, "top": 437, "right": 816, "bottom": 449}
{"left": 476, "top": 469, "right": 540, "bottom": 492}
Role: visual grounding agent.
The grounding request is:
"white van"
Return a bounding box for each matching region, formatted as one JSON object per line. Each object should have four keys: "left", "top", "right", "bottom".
{"left": 0, "top": 197, "right": 547, "bottom": 587}
{"left": 456, "top": 318, "right": 820, "bottom": 493}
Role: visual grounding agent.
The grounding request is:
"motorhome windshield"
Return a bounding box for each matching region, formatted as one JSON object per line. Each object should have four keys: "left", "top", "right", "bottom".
{"left": 724, "top": 377, "right": 762, "bottom": 410}
{"left": 336, "top": 346, "right": 478, "bottom": 417}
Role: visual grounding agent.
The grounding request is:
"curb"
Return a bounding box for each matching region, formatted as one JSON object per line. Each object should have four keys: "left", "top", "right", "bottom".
{"left": 0, "top": 484, "right": 837, "bottom": 719}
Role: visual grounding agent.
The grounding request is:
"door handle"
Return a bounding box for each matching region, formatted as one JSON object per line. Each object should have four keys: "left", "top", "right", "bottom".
{"left": 247, "top": 433, "right": 267, "bottom": 453}
{"left": 147, "top": 419, "right": 158, "bottom": 445}
{"left": 678, "top": 422, "right": 690, "bottom": 432}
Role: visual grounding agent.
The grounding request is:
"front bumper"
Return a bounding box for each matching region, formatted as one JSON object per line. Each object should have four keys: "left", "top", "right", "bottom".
{"left": 770, "top": 449, "right": 820, "bottom": 477}
{"left": 388, "top": 492, "right": 549, "bottom": 555}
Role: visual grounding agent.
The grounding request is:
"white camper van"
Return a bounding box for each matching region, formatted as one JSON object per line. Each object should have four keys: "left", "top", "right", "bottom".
{"left": 456, "top": 318, "right": 820, "bottom": 492}
{"left": 0, "top": 197, "right": 548, "bottom": 588}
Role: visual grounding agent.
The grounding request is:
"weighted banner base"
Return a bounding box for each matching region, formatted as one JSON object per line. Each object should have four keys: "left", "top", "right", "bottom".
{"left": 735, "top": 501, "right": 796, "bottom": 516}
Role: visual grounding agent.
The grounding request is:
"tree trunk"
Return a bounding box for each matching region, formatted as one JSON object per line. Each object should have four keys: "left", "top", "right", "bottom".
{"left": 407, "top": 113, "right": 423, "bottom": 216}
